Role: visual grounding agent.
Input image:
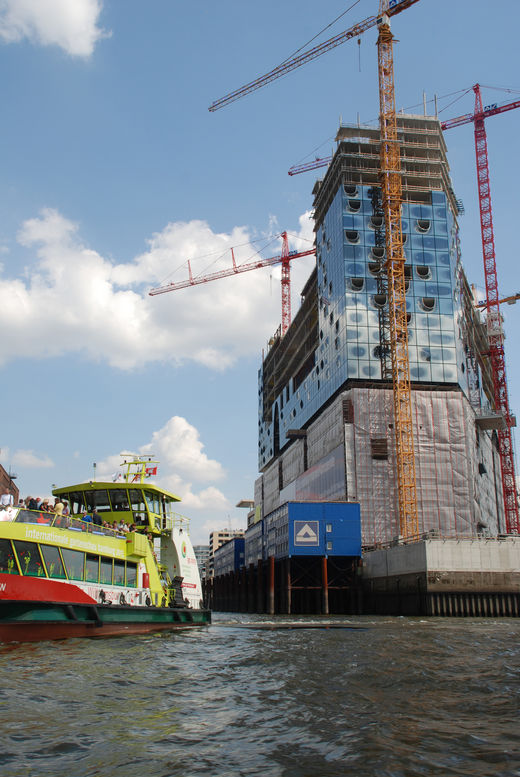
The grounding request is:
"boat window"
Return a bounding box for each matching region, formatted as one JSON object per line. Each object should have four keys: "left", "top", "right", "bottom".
{"left": 13, "top": 541, "right": 45, "bottom": 577}
{"left": 61, "top": 548, "right": 85, "bottom": 581}
{"left": 14, "top": 509, "right": 44, "bottom": 525}
{"left": 110, "top": 489, "right": 130, "bottom": 511}
{"left": 114, "top": 560, "right": 125, "bottom": 586}
{"left": 129, "top": 489, "right": 146, "bottom": 514}
{"left": 68, "top": 491, "right": 87, "bottom": 515}
{"left": 0, "top": 539, "right": 19, "bottom": 574}
{"left": 40, "top": 545, "right": 66, "bottom": 579}
{"left": 163, "top": 497, "right": 177, "bottom": 519}
{"left": 84, "top": 489, "right": 111, "bottom": 513}
{"left": 100, "top": 557, "right": 113, "bottom": 585}
{"left": 126, "top": 562, "right": 137, "bottom": 588}
{"left": 145, "top": 490, "right": 161, "bottom": 515}
{"left": 85, "top": 554, "right": 99, "bottom": 583}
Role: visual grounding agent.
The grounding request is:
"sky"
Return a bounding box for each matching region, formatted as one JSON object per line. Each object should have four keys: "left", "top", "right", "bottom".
{"left": 0, "top": 0, "right": 519, "bottom": 545}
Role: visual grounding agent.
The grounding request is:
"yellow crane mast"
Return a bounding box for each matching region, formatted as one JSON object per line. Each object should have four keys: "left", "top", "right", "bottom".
{"left": 377, "top": 8, "right": 419, "bottom": 540}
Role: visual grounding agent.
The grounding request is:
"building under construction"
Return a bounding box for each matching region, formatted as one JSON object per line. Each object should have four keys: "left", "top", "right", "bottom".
{"left": 208, "top": 114, "right": 520, "bottom": 617}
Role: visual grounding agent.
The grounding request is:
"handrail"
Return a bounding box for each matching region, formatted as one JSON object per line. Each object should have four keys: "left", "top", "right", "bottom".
{"left": 10, "top": 508, "right": 127, "bottom": 539}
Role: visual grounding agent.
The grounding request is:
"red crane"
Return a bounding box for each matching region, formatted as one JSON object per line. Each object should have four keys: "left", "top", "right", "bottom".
{"left": 149, "top": 232, "right": 315, "bottom": 336}
{"left": 466, "top": 84, "right": 519, "bottom": 534}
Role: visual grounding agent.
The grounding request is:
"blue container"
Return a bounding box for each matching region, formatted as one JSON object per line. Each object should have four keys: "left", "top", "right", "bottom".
{"left": 265, "top": 501, "right": 361, "bottom": 559}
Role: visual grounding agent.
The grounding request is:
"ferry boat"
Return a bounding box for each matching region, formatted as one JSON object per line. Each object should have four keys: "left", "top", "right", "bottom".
{"left": 0, "top": 456, "right": 210, "bottom": 642}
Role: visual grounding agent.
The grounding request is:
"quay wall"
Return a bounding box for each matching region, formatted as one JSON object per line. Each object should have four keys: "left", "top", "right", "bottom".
{"left": 206, "top": 538, "right": 520, "bottom": 617}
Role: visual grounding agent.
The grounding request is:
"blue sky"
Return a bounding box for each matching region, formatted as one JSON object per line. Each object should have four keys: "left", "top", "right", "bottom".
{"left": 1, "top": 0, "right": 519, "bottom": 544}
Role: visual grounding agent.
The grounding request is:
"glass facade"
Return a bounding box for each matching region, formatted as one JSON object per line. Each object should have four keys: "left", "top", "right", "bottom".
{"left": 259, "top": 185, "right": 470, "bottom": 469}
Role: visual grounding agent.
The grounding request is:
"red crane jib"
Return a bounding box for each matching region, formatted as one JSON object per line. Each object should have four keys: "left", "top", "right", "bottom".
{"left": 149, "top": 245, "right": 315, "bottom": 296}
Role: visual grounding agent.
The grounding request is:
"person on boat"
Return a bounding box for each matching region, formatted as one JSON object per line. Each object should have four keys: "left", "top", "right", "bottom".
{"left": 28, "top": 497, "right": 39, "bottom": 510}
{"left": 92, "top": 509, "right": 102, "bottom": 526}
{"left": 62, "top": 500, "right": 70, "bottom": 516}
{"left": 0, "top": 490, "right": 13, "bottom": 508}
{"left": 54, "top": 500, "right": 64, "bottom": 516}
{"left": 40, "top": 499, "right": 50, "bottom": 512}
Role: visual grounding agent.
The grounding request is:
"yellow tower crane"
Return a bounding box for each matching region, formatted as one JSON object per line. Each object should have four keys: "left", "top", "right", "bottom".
{"left": 204, "top": 0, "right": 423, "bottom": 539}
{"left": 376, "top": 6, "right": 419, "bottom": 540}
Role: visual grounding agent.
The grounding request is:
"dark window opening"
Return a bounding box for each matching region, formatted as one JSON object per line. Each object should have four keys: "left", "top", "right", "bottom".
{"left": 371, "top": 438, "right": 388, "bottom": 460}
{"left": 416, "top": 265, "right": 431, "bottom": 279}
{"left": 369, "top": 216, "right": 384, "bottom": 229}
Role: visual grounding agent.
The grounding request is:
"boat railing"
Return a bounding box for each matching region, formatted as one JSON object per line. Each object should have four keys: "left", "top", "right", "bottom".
{"left": 9, "top": 508, "right": 127, "bottom": 539}
{"left": 160, "top": 511, "right": 190, "bottom": 533}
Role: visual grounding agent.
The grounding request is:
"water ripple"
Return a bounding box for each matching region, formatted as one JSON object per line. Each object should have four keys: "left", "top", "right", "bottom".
{"left": 1, "top": 616, "right": 519, "bottom": 776}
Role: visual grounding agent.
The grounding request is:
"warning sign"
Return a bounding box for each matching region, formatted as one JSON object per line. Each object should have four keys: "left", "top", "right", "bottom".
{"left": 294, "top": 520, "right": 319, "bottom": 546}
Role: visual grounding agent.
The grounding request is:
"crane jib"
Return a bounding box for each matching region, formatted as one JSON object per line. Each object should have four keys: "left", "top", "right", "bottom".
{"left": 208, "top": 0, "right": 422, "bottom": 112}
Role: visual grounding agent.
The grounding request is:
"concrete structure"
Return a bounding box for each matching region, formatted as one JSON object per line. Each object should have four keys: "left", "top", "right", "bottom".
{"left": 362, "top": 537, "right": 520, "bottom": 616}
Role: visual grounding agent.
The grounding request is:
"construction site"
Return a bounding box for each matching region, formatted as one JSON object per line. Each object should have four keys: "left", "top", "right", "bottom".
{"left": 154, "top": 1, "right": 520, "bottom": 616}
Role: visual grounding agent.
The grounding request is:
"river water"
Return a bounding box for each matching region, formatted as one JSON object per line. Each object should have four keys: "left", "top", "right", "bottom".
{"left": 1, "top": 613, "right": 519, "bottom": 777}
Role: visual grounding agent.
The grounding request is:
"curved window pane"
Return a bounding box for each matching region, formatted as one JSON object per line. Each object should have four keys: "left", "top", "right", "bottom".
{"left": 40, "top": 545, "right": 66, "bottom": 579}
{"left": 85, "top": 554, "right": 99, "bottom": 583}
{"left": 61, "top": 548, "right": 85, "bottom": 581}
{"left": 0, "top": 539, "right": 18, "bottom": 574}
{"left": 13, "top": 541, "right": 45, "bottom": 577}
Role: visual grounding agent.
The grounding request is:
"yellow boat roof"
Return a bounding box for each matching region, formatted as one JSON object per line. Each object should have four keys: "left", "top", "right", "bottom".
{"left": 52, "top": 480, "right": 181, "bottom": 503}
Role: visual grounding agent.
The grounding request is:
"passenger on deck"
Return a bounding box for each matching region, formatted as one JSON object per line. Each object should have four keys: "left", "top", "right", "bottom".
{"left": 82, "top": 510, "right": 93, "bottom": 523}
{"left": 0, "top": 490, "right": 14, "bottom": 508}
{"left": 62, "top": 500, "right": 70, "bottom": 516}
{"left": 54, "top": 501, "right": 64, "bottom": 516}
{"left": 92, "top": 509, "right": 102, "bottom": 526}
{"left": 40, "top": 499, "right": 50, "bottom": 512}
{"left": 28, "top": 497, "right": 39, "bottom": 510}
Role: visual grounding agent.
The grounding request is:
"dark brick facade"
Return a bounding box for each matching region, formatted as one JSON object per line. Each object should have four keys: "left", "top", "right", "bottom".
{"left": 0, "top": 464, "right": 19, "bottom": 504}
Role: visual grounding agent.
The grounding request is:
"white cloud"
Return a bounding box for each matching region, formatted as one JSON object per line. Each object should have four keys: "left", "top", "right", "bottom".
{"left": 1, "top": 207, "right": 315, "bottom": 371}
{"left": 11, "top": 449, "right": 54, "bottom": 468}
{"left": 0, "top": 0, "right": 108, "bottom": 58}
{"left": 94, "top": 416, "right": 233, "bottom": 544}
